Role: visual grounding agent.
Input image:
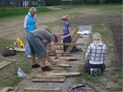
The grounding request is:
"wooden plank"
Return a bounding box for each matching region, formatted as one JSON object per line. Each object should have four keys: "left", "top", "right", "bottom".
{"left": 24, "top": 88, "right": 61, "bottom": 92}
{"left": 49, "top": 53, "right": 71, "bottom": 56}
{"left": 47, "top": 63, "right": 71, "bottom": 68}
{"left": 0, "top": 61, "right": 13, "bottom": 70}
{"left": 71, "top": 27, "right": 79, "bottom": 38}
{"left": 0, "top": 87, "right": 10, "bottom": 92}
{"left": 14, "top": 47, "right": 25, "bottom": 53}
{"left": 69, "top": 62, "right": 85, "bottom": 65}
{"left": 0, "top": 87, "right": 18, "bottom": 92}
{"left": 66, "top": 34, "right": 80, "bottom": 53}
{"left": 50, "top": 67, "right": 66, "bottom": 70}
{"left": 47, "top": 72, "right": 81, "bottom": 77}
{"left": 51, "top": 56, "right": 81, "bottom": 61}
{"left": 33, "top": 76, "right": 65, "bottom": 82}
{"left": 48, "top": 43, "right": 84, "bottom": 46}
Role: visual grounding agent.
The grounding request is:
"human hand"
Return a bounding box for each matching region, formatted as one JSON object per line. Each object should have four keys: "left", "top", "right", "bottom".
{"left": 55, "top": 54, "right": 60, "bottom": 59}
{"left": 60, "top": 36, "right": 65, "bottom": 40}
{"left": 50, "top": 60, "right": 57, "bottom": 65}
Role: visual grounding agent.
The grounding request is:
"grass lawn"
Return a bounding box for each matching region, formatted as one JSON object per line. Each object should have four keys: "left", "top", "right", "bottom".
{"left": 0, "top": 7, "right": 52, "bottom": 18}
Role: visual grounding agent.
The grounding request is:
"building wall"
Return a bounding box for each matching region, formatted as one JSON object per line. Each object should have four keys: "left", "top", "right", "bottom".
{"left": 0, "top": 0, "right": 43, "bottom": 7}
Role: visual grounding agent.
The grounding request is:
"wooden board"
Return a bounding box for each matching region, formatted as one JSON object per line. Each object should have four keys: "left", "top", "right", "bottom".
{"left": 47, "top": 72, "right": 81, "bottom": 77}
{"left": 48, "top": 43, "right": 84, "bottom": 46}
{"left": 47, "top": 63, "right": 71, "bottom": 68}
{"left": 0, "top": 87, "right": 18, "bottom": 92}
{"left": 33, "top": 76, "right": 65, "bottom": 82}
{"left": 14, "top": 47, "right": 25, "bottom": 53}
{"left": 51, "top": 56, "right": 81, "bottom": 61}
{"left": 72, "top": 27, "right": 79, "bottom": 38}
{"left": 0, "top": 61, "right": 13, "bottom": 70}
{"left": 50, "top": 67, "right": 66, "bottom": 70}
{"left": 24, "top": 88, "right": 61, "bottom": 92}
{"left": 66, "top": 34, "right": 80, "bottom": 53}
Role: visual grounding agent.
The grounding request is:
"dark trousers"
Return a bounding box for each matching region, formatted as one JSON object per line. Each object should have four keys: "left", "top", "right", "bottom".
{"left": 84, "top": 62, "right": 106, "bottom": 73}
{"left": 63, "top": 37, "right": 79, "bottom": 52}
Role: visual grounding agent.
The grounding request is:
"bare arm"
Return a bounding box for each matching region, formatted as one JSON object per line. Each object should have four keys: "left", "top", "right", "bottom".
{"left": 61, "top": 27, "right": 72, "bottom": 40}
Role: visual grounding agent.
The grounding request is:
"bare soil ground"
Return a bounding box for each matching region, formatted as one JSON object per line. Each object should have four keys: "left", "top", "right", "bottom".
{"left": 71, "top": 15, "right": 122, "bottom": 69}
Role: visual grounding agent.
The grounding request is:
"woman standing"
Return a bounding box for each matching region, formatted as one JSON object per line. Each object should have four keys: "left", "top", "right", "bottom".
{"left": 24, "top": 7, "right": 37, "bottom": 57}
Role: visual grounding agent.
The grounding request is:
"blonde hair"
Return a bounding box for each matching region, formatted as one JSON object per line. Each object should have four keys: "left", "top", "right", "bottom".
{"left": 29, "top": 7, "right": 37, "bottom": 13}
{"left": 61, "top": 15, "right": 70, "bottom": 20}
{"left": 93, "top": 32, "right": 102, "bottom": 42}
{"left": 93, "top": 32, "right": 101, "bottom": 41}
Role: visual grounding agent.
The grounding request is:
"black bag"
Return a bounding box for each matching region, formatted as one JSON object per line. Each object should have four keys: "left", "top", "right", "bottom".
{"left": 69, "top": 84, "right": 94, "bottom": 92}
{"left": 1, "top": 47, "right": 16, "bottom": 57}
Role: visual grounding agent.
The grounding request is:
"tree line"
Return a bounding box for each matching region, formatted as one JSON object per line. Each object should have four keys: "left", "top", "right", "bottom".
{"left": 45, "top": 0, "right": 122, "bottom": 6}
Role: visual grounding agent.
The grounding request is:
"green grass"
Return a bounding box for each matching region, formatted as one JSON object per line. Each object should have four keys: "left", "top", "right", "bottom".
{"left": 62, "top": 3, "right": 122, "bottom": 10}
{"left": 92, "top": 24, "right": 120, "bottom": 61}
{"left": 0, "top": 38, "right": 14, "bottom": 52}
{"left": 0, "top": 59, "right": 31, "bottom": 86}
{"left": 76, "top": 69, "right": 106, "bottom": 92}
{"left": 0, "top": 7, "right": 52, "bottom": 18}
{"left": 0, "top": 38, "right": 32, "bottom": 86}
{"left": 76, "top": 24, "right": 122, "bottom": 91}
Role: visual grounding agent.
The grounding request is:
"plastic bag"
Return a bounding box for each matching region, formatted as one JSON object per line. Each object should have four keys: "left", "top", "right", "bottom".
{"left": 17, "top": 67, "right": 27, "bottom": 77}
{"left": 14, "top": 38, "right": 25, "bottom": 48}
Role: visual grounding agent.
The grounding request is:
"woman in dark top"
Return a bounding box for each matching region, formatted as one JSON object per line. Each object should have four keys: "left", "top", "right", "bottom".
{"left": 59, "top": 15, "right": 79, "bottom": 52}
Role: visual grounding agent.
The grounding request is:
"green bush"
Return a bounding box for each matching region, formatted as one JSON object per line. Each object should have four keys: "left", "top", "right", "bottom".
{"left": 0, "top": 7, "right": 52, "bottom": 18}
{"left": 45, "top": 0, "right": 61, "bottom": 6}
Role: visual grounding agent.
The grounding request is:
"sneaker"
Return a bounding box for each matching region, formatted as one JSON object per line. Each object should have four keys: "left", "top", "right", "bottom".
{"left": 42, "top": 66, "right": 52, "bottom": 72}
{"left": 27, "top": 55, "right": 31, "bottom": 58}
{"left": 32, "top": 63, "right": 40, "bottom": 68}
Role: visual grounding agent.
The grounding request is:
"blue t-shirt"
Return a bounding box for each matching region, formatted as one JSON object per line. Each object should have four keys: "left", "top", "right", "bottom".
{"left": 62, "top": 23, "right": 72, "bottom": 36}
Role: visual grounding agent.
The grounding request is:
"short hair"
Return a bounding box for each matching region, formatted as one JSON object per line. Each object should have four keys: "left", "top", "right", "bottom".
{"left": 92, "top": 32, "right": 102, "bottom": 41}
{"left": 29, "top": 7, "right": 37, "bottom": 13}
{"left": 61, "top": 15, "right": 70, "bottom": 20}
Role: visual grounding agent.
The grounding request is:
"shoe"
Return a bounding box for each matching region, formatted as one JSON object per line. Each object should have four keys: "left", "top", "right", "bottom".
{"left": 42, "top": 66, "right": 52, "bottom": 72}
{"left": 79, "top": 48, "right": 83, "bottom": 52}
{"left": 32, "top": 63, "right": 40, "bottom": 68}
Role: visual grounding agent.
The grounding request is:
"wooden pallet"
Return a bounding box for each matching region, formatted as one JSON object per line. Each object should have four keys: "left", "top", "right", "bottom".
{"left": 24, "top": 88, "right": 61, "bottom": 92}
{"left": 0, "top": 87, "right": 18, "bottom": 92}
{"left": 47, "top": 63, "right": 71, "bottom": 68}
{"left": 47, "top": 72, "right": 81, "bottom": 77}
{"left": 0, "top": 61, "right": 13, "bottom": 70}
{"left": 51, "top": 56, "right": 81, "bottom": 61}
{"left": 33, "top": 76, "right": 65, "bottom": 82}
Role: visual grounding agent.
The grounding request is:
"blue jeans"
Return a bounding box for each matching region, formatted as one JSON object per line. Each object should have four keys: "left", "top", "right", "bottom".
{"left": 25, "top": 41, "right": 31, "bottom": 56}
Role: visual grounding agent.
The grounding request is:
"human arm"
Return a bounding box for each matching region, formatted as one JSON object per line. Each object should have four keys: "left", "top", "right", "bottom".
{"left": 34, "top": 14, "right": 37, "bottom": 29}
{"left": 50, "top": 41, "right": 59, "bottom": 58}
{"left": 24, "top": 16, "right": 28, "bottom": 31}
{"left": 85, "top": 45, "right": 91, "bottom": 61}
{"left": 60, "top": 27, "right": 72, "bottom": 40}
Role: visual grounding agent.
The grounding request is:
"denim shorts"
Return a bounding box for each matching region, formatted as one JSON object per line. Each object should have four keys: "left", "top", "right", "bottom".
{"left": 27, "top": 32, "right": 47, "bottom": 58}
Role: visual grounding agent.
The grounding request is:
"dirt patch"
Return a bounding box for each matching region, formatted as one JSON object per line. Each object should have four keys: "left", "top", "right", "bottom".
{"left": 71, "top": 15, "right": 122, "bottom": 69}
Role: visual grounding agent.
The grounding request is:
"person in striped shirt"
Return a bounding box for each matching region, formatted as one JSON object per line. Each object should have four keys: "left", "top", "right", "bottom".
{"left": 84, "top": 32, "right": 107, "bottom": 74}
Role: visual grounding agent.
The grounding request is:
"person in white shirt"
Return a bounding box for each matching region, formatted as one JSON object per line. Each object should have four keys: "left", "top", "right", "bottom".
{"left": 84, "top": 32, "right": 107, "bottom": 74}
